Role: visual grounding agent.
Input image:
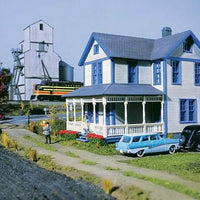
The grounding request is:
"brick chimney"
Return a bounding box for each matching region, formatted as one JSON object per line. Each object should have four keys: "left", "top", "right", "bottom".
{"left": 162, "top": 27, "right": 172, "bottom": 37}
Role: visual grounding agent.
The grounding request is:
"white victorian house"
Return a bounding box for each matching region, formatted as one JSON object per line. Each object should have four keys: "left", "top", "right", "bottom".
{"left": 64, "top": 27, "right": 200, "bottom": 141}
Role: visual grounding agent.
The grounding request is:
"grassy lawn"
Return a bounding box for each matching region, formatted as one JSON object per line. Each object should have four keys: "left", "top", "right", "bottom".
{"left": 120, "top": 152, "right": 200, "bottom": 182}
{"left": 122, "top": 171, "right": 200, "bottom": 200}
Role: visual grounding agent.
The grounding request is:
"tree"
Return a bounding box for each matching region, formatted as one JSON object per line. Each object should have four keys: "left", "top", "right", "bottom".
{"left": 0, "top": 68, "right": 12, "bottom": 101}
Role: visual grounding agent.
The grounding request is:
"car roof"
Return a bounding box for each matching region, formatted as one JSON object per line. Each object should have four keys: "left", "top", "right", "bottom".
{"left": 183, "top": 125, "right": 200, "bottom": 130}
{"left": 122, "top": 133, "right": 158, "bottom": 137}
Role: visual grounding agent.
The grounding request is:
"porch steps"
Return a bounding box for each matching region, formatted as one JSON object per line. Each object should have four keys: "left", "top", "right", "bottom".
{"left": 76, "top": 135, "right": 89, "bottom": 142}
{"left": 105, "top": 136, "right": 121, "bottom": 144}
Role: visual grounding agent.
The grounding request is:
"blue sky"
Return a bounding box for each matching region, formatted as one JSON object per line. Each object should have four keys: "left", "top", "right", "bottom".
{"left": 1, "top": 0, "right": 200, "bottom": 81}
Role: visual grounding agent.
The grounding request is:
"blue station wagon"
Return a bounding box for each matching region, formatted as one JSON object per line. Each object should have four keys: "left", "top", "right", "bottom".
{"left": 116, "top": 133, "right": 179, "bottom": 157}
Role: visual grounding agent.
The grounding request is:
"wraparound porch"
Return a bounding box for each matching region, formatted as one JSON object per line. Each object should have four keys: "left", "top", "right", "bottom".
{"left": 66, "top": 95, "right": 165, "bottom": 138}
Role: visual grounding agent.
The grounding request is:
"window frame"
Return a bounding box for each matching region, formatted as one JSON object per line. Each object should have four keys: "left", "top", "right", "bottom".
{"left": 93, "top": 44, "right": 99, "bottom": 55}
{"left": 172, "top": 60, "right": 181, "bottom": 85}
{"left": 195, "top": 62, "right": 200, "bottom": 86}
{"left": 153, "top": 61, "right": 161, "bottom": 85}
{"left": 180, "top": 99, "right": 197, "bottom": 123}
{"left": 39, "top": 23, "right": 43, "bottom": 31}
{"left": 128, "top": 64, "right": 138, "bottom": 84}
{"left": 92, "top": 61, "right": 103, "bottom": 85}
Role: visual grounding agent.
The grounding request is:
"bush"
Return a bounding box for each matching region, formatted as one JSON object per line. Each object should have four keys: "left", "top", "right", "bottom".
{"left": 29, "top": 148, "right": 38, "bottom": 162}
{"left": 102, "top": 179, "right": 112, "bottom": 194}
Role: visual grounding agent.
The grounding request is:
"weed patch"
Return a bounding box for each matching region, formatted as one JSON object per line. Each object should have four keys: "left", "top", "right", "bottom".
{"left": 120, "top": 152, "right": 200, "bottom": 182}
{"left": 23, "top": 135, "right": 57, "bottom": 151}
{"left": 80, "top": 159, "right": 97, "bottom": 165}
{"left": 122, "top": 171, "right": 200, "bottom": 200}
{"left": 105, "top": 166, "right": 120, "bottom": 171}
{"left": 65, "top": 151, "right": 79, "bottom": 158}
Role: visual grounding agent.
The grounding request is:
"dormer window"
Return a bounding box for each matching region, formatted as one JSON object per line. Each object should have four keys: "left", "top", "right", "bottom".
{"left": 183, "top": 36, "right": 193, "bottom": 53}
{"left": 93, "top": 44, "right": 99, "bottom": 55}
{"left": 39, "top": 23, "right": 43, "bottom": 31}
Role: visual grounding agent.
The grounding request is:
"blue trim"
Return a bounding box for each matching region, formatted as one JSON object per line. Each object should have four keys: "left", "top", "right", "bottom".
{"left": 163, "top": 60, "right": 168, "bottom": 135}
{"left": 93, "top": 44, "right": 99, "bottom": 55}
{"left": 168, "top": 57, "right": 200, "bottom": 62}
{"left": 79, "top": 32, "right": 111, "bottom": 66}
{"left": 165, "top": 31, "right": 200, "bottom": 59}
{"left": 153, "top": 61, "right": 161, "bottom": 85}
{"left": 194, "top": 62, "right": 200, "bottom": 86}
{"left": 128, "top": 64, "right": 138, "bottom": 84}
{"left": 112, "top": 104, "right": 116, "bottom": 125}
{"left": 79, "top": 34, "right": 95, "bottom": 66}
{"left": 84, "top": 57, "right": 109, "bottom": 65}
{"left": 111, "top": 60, "right": 115, "bottom": 83}
{"left": 179, "top": 99, "right": 197, "bottom": 123}
{"left": 83, "top": 65, "right": 85, "bottom": 85}
{"left": 92, "top": 61, "right": 102, "bottom": 85}
{"left": 171, "top": 60, "right": 182, "bottom": 85}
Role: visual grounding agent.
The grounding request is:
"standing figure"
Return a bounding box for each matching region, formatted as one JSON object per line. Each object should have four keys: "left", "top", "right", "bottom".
{"left": 43, "top": 122, "right": 51, "bottom": 144}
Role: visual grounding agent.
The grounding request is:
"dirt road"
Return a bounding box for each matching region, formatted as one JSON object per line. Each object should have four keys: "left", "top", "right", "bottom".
{"left": 2, "top": 127, "right": 200, "bottom": 200}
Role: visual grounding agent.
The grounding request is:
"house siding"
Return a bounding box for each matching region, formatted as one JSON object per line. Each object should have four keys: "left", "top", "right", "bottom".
{"left": 84, "top": 64, "right": 92, "bottom": 86}
{"left": 85, "top": 41, "right": 107, "bottom": 63}
{"left": 167, "top": 60, "right": 200, "bottom": 133}
{"left": 115, "top": 60, "right": 127, "bottom": 83}
{"left": 103, "top": 59, "right": 111, "bottom": 84}
{"left": 138, "top": 61, "right": 152, "bottom": 85}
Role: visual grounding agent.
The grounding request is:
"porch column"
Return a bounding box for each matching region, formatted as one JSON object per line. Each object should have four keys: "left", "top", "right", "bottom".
{"left": 66, "top": 99, "right": 69, "bottom": 130}
{"left": 93, "top": 98, "right": 96, "bottom": 125}
{"left": 102, "top": 97, "right": 107, "bottom": 138}
{"left": 142, "top": 97, "right": 146, "bottom": 133}
{"left": 81, "top": 98, "right": 84, "bottom": 131}
{"left": 124, "top": 98, "right": 128, "bottom": 134}
{"left": 161, "top": 95, "right": 164, "bottom": 132}
{"left": 73, "top": 99, "right": 76, "bottom": 126}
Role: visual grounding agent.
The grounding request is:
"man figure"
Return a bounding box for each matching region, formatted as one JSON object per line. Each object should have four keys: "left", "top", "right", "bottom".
{"left": 43, "top": 122, "right": 51, "bottom": 144}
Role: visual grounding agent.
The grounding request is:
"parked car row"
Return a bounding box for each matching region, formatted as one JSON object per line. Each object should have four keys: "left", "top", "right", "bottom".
{"left": 116, "top": 125, "right": 200, "bottom": 157}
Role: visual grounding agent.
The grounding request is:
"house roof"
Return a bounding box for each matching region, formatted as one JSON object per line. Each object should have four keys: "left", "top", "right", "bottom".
{"left": 24, "top": 20, "right": 53, "bottom": 30}
{"left": 79, "top": 30, "right": 200, "bottom": 66}
{"left": 63, "top": 84, "right": 163, "bottom": 98}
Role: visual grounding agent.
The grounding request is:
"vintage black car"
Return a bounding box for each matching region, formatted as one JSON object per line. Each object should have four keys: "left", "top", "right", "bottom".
{"left": 179, "top": 125, "right": 200, "bottom": 152}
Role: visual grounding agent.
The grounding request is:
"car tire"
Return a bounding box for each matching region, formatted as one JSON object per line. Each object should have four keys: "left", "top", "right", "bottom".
{"left": 136, "top": 150, "right": 144, "bottom": 157}
{"left": 196, "top": 143, "right": 200, "bottom": 152}
{"left": 169, "top": 145, "right": 176, "bottom": 154}
{"left": 179, "top": 135, "right": 185, "bottom": 146}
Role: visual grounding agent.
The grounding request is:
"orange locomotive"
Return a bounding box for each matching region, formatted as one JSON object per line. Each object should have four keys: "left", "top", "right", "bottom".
{"left": 31, "top": 81, "right": 83, "bottom": 101}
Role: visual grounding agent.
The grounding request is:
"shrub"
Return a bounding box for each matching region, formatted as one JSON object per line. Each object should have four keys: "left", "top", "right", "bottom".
{"left": 1, "top": 131, "right": 10, "bottom": 148}
{"left": 29, "top": 148, "right": 38, "bottom": 162}
{"left": 102, "top": 179, "right": 112, "bottom": 194}
{"left": 59, "top": 130, "right": 79, "bottom": 140}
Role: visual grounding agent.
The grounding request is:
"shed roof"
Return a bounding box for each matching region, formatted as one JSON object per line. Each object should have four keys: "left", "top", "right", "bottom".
{"left": 63, "top": 84, "right": 163, "bottom": 98}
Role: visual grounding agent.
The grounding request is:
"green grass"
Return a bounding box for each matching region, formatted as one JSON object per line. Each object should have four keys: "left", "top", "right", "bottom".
{"left": 120, "top": 152, "right": 200, "bottom": 182}
{"left": 23, "top": 135, "right": 57, "bottom": 151}
{"left": 65, "top": 150, "right": 79, "bottom": 158}
{"left": 105, "top": 166, "right": 120, "bottom": 171}
{"left": 122, "top": 171, "right": 200, "bottom": 200}
{"left": 80, "top": 159, "right": 97, "bottom": 165}
{"left": 61, "top": 139, "right": 118, "bottom": 155}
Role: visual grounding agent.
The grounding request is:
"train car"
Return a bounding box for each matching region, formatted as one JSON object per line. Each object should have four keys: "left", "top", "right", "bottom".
{"left": 31, "top": 81, "right": 83, "bottom": 101}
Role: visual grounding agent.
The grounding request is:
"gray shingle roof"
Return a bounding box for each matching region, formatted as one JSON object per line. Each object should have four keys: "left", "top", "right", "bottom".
{"left": 63, "top": 84, "right": 163, "bottom": 97}
{"left": 79, "top": 30, "right": 198, "bottom": 65}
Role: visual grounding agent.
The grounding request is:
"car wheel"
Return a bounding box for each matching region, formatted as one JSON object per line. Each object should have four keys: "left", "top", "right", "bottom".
{"left": 179, "top": 135, "right": 185, "bottom": 146}
{"left": 136, "top": 150, "right": 144, "bottom": 157}
{"left": 169, "top": 145, "right": 176, "bottom": 154}
{"left": 196, "top": 143, "right": 200, "bottom": 152}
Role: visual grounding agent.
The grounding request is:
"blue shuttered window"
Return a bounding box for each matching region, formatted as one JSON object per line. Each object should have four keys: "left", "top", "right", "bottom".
{"left": 172, "top": 60, "right": 181, "bottom": 85}
{"left": 195, "top": 62, "right": 200, "bottom": 85}
{"left": 153, "top": 62, "right": 161, "bottom": 85}
{"left": 128, "top": 64, "right": 138, "bottom": 84}
{"left": 180, "top": 99, "right": 197, "bottom": 123}
{"left": 92, "top": 62, "right": 102, "bottom": 85}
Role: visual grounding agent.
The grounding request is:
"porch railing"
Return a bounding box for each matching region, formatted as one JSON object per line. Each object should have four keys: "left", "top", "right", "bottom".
{"left": 67, "top": 121, "right": 164, "bottom": 137}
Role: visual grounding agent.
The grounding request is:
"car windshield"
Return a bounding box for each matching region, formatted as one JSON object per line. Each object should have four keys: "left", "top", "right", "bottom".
{"left": 121, "top": 136, "right": 131, "bottom": 143}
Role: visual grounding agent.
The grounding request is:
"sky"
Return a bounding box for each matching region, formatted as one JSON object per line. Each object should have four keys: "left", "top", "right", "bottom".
{"left": 1, "top": 0, "right": 200, "bottom": 81}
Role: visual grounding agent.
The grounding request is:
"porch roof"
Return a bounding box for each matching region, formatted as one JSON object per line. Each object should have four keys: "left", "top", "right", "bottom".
{"left": 63, "top": 84, "right": 163, "bottom": 98}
